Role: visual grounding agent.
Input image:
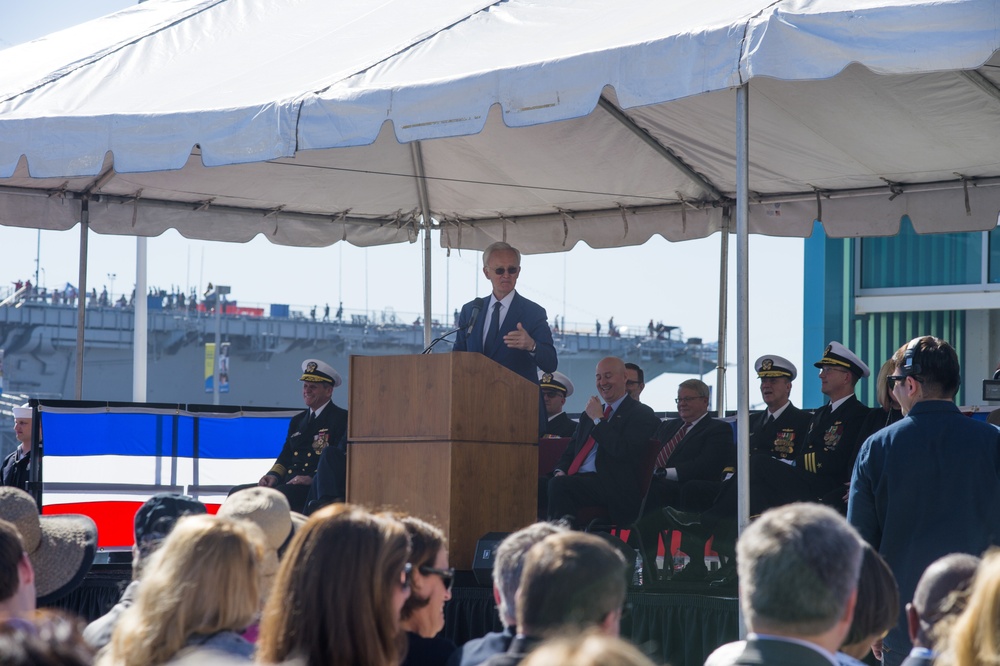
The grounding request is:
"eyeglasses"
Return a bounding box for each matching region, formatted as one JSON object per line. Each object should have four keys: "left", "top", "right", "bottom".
{"left": 419, "top": 565, "right": 455, "bottom": 592}
{"left": 675, "top": 396, "right": 704, "bottom": 404}
{"left": 490, "top": 266, "right": 520, "bottom": 275}
{"left": 399, "top": 562, "right": 413, "bottom": 591}
{"left": 626, "top": 380, "right": 641, "bottom": 387}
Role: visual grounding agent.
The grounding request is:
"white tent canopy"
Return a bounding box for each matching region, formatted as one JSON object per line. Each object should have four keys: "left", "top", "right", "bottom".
{"left": 2, "top": 0, "right": 1000, "bottom": 251}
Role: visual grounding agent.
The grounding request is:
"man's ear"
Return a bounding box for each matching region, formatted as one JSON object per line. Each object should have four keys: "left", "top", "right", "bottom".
{"left": 599, "top": 606, "right": 623, "bottom": 637}
{"left": 906, "top": 603, "right": 920, "bottom": 644}
{"left": 18, "top": 552, "right": 34, "bottom": 586}
{"left": 493, "top": 584, "right": 502, "bottom": 607}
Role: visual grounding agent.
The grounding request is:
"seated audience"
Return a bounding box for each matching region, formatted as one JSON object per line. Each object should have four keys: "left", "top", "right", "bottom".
{"left": 256, "top": 504, "right": 412, "bottom": 666}
{"left": 0, "top": 519, "right": 34, "bottom": 617}
{"left": 0, "top": 609, "right": 94, "bottom": 666}
{"left": 520, "top": 632, "right": 656, "bottom": 666}
{"left": 399, "top": 515, "right": 458, "bottom": 666}
{"left": 0, "top": 487, "right": 96, "bottom": 606}
{"left": 98, "top": 514, "right": 264, "bottom": 665}
{"left": 217, "top": 487, "right": 305, "bottom": 610}
{"left": 936, "top": 549, "right": 1000, "bottom": 666}
{"left": 704, "top": 503, "right": 864, "bottom": 666}
{"left": 448, "top": 522, "right": 569, "bottom": 666}
{"left": 483, "top": 531, "right": 629, "bottom": 666}
{"left": 837, "top": 544, "right": 899, "bottom": 666}
{"left": 84, "top": 493, "right": 207, "bottom": 648}
{"left": 705, "top": 536, "right": 895, "bottom": 666}
{"left": 902, "top": 553, "right": 980, "bottom": 666}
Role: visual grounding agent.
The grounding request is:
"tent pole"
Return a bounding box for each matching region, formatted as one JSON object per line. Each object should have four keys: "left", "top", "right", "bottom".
{"left": 736, "top": 84, "right": 751, "bottom": 639}
{"left": 133, "top": 237, "right": 148, "bottom": 402}
{"left": 74, "top": 201, "right": 89, "bottom": 400}
{"left": 410, "top": 141, "right": 434, "bottom": 347}
{"left": 716, "top": 209, "right": 729, "bottom": 417}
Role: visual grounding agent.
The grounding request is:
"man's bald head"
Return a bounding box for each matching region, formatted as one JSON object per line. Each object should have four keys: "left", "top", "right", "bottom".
{"left": 908, "top": 553, "right": 981, "bottom": 648}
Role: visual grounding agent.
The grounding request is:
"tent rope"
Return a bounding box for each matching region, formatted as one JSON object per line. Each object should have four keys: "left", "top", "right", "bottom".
{"left": 617, "top": 204, "right": 630, "bottom": 238}
{"left": 130, "top": 189, "right": 143, "bottom": 228}
{"left": 556, "top": 208, "right": 572, "bottom": 247}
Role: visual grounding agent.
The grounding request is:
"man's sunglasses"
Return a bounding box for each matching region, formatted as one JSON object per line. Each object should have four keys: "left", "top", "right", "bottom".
{"left": 490, "top": 266, "right": 520, "bottom": 275}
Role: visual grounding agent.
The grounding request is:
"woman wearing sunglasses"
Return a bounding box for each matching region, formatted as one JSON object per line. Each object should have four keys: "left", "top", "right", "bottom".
{"left": 398, "top": 515, "right": 457, "bottom": 666}
{"left": 256, "top": 504, "right": 412, "bottom": 666}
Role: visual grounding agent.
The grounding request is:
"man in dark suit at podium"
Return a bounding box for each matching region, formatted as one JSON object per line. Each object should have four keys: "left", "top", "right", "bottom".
{"left": 453, "top": 242, "right": 557, "bottom": 387}
{"left": 453, "top": 242, "right": 557, "bottom": 434}
{"left": 547, "top": 357, "right": 660, "bottom": 527}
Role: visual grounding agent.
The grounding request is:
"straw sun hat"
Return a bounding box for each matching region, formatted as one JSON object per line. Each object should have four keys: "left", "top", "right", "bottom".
{"left": 218, "top": 487, "right": 306, "bottom": 599}
{"left": 0, "top": 487, "right": 97, "bottom": 604}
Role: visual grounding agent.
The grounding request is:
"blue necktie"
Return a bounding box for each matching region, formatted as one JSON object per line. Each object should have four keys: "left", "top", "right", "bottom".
{"left": 485, "top": 302, "right": 502, "bottom": 354}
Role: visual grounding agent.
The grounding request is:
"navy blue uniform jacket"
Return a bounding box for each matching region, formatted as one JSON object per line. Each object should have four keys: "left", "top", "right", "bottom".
{"left": 848, "top": 400, "right": 1000, "bottom": 657}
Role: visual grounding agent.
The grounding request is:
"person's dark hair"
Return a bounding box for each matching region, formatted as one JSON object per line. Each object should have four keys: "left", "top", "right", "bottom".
{"left": 0, "top": 520, "right": 25, "bottom": 602}
{"left": 398, "top": 515, "right": 447, "bottom": 621}
{"left": 0, "top": 610, "right": 94, "bottom": 666}
{"left": 517, "top": 532, "right": 627, "bottom": 637}
{"left": 257, "top": 504, "right": 411, "bottom": 666}
{"left": 624, "top": 363, "right": 644, "bottom": 384}
{"left": 843, "top": 543, "right": 899, "bottom": 648}
{"left": 894, "top": 336, "right": 961, "bottom": 399}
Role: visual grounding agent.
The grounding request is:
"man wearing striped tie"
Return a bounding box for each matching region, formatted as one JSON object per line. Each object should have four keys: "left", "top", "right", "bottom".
{"left": 637, "top": 379, "right": 735, "bottom": 582}
{"left": 546, "top": 357, "right": 659, "bottom": 528}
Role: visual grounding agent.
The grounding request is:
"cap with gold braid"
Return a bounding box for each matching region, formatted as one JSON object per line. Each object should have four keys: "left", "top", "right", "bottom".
{"left": 813, "top": 341, "right": 870, "bottom": 379}
{"left": 538, "top": 370, "right": 574, "bottom": 397}
{"left": 755, "top": 355, "right": 797, "bottom": 380}
{"left": 299, "top": 358, "right": 342, "bottom": 387}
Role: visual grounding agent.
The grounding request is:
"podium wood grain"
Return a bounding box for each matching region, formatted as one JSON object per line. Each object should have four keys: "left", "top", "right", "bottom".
{"left": 347, "top": 353, "right": 538, "bottom": 569}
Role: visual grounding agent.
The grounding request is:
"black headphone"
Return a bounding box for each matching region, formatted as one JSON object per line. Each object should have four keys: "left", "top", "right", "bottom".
{"left": 901, "top": 337, "right": 923, "bottom": 376}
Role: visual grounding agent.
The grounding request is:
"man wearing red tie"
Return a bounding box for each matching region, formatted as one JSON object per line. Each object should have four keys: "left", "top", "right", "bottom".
{"left": 546, "top": 356, "right": 659, "bottom": 527}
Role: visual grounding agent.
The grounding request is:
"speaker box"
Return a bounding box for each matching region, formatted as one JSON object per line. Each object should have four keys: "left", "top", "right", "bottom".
{"left": 472, "top": 532, "right": 510, "bottom": 586}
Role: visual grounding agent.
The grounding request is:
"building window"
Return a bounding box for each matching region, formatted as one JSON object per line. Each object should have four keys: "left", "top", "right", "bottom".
{"left": 860, "top": 215, "right": 983, "bottom": 289}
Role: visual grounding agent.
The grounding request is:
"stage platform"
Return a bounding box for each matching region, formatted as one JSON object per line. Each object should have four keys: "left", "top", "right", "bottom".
{"left": 48, "top": 565, "right": 739, "bottom": 665}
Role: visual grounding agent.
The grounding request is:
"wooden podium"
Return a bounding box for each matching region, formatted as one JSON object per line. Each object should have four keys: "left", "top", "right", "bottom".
{"left": 347, "top": 352, "right": 539, "bottom": 569}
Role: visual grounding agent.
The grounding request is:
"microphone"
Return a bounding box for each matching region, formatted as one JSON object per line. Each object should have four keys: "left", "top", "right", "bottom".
{"left": 465, "top": 298, "right": 485, "bottom": 335}
{"left": 422, "top": 298, "right": 486, "bottom": 354}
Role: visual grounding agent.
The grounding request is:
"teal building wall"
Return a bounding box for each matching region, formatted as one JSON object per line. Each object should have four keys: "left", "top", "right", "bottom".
{"left": 802, "top": 219, "right": 971, "bottom": 410}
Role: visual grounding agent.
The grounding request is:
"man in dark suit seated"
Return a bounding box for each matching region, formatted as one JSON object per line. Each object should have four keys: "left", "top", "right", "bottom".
{"left": 453, "top": 241, "right": 557, "bottom": 434}
{"left": 704, "top": 503, "right": 864, "bottom": 666}
{"left": 539, "top": 371, "right": 577, "bottom": 438}
{"left": 546, "top": 356, "right": 660, "bottom": 528}
{"left": 636, "top": 378, "right": 735, "bottom": 582}
{"left": 232, "top": 358, "right": 348, "bottom": 513}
